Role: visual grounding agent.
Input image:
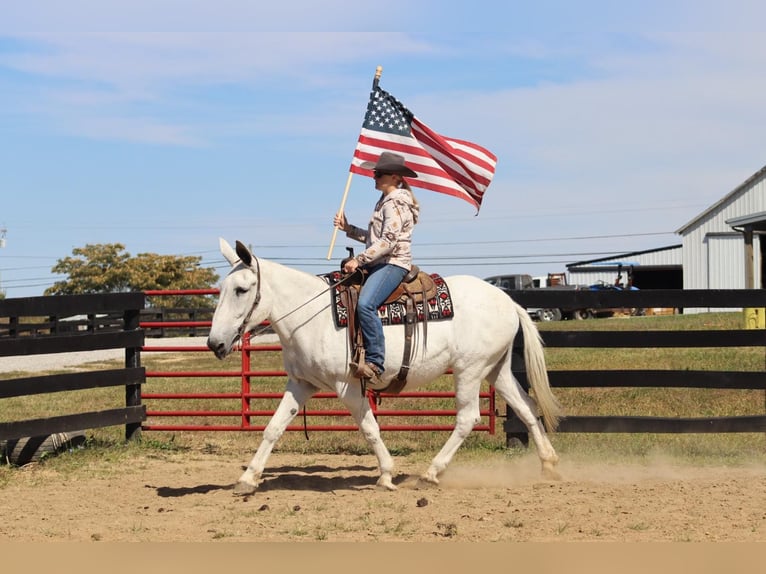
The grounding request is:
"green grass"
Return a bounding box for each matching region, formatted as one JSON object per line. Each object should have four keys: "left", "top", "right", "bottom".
{"left": 543, "top": 337, "right": 765, "bottom": 460}
{"left": 536, "top": 311, "right": 766, "bottom": 464}
{"left": 1, "top": 311, "right": 765, "bottom": 471}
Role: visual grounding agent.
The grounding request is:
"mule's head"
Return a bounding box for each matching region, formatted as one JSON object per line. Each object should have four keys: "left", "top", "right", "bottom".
{"left": 207, "top": 238, "right": 264, "bottom": 359}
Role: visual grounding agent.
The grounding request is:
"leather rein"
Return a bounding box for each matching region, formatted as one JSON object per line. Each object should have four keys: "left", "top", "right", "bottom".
{"left": 236, "top": 257, "right": 355, "bottom": 342}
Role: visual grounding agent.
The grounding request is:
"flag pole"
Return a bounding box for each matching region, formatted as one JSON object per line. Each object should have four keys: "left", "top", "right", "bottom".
{"left": 326, "top": 171, "right": 354, "bottom": 260}
{"left": 326, "top": 65, "right": 383, "bottom": 260}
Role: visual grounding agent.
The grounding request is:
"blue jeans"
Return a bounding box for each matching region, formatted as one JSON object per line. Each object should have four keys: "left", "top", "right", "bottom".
{"left": 357, "top": 263, "right": 408, "bottom": 372}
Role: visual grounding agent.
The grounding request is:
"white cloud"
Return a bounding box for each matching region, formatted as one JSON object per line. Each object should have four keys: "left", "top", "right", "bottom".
{"left": 0, "top": 32, "right": 432, "bottom": 145}
{"left": 2, "top": 32, "right": 427, "bottom": 89}
{"left": 0, "top": 1, "right": 404, "bottom": 32}
{"left": 408, "top": 26, "right": 766, "bottom": 219}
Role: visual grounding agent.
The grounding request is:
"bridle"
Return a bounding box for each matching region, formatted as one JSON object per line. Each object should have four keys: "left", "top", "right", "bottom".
{"left": 236, "top": 256, "right": 262, "bottom": 341}
{"left": 233, "top": 255, "right": 356, "bottom": 342}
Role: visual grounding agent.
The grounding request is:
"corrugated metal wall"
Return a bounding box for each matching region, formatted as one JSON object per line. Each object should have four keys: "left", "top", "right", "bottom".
{"left": 681, "top": 174, "right": 765, "bottom": 292}
{"left": 680, "top": 170, "right": 765, "bottom": 312}
{"left": 706, "top": 235, "right": 745, "bottom": 289}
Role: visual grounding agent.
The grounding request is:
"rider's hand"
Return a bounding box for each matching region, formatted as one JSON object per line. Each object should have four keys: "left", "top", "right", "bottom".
{"left": 333, "top": 212, "right": 348, "bottom": 231}
{"left": 343, "top": 258, "right": 360, "bottom": 274}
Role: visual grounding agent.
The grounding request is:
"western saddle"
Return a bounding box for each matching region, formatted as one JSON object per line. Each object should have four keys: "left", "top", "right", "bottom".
{"left": 336, "top": 262, "right": 438, "bottom": 396}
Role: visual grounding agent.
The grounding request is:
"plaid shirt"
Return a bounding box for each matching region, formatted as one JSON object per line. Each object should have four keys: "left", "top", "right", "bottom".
{"left": 345, "top": 188, "right": 419, "bottom": 270}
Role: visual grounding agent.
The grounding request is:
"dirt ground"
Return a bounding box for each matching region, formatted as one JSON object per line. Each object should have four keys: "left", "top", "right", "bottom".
{"left": 2, "top": 449, "right": 765, "bottom": 542}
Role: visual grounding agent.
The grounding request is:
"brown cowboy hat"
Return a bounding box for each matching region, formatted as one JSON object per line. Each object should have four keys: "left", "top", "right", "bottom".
{"left": 360, "top": 151, "right": 418, "bottom": 178}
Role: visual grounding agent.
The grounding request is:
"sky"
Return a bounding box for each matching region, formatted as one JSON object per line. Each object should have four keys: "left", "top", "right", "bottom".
{"left": 2, "top": 1, "right": 766, "bottom": 298}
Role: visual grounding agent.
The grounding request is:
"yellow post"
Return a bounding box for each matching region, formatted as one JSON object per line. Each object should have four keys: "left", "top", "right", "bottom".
{"left": 743, "top": 307, "right": 766, "bottom": 329}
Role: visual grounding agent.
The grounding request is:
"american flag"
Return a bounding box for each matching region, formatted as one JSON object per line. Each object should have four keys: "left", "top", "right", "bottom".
{"left": 350, "top": 84, "right": 497, "bottom": 212}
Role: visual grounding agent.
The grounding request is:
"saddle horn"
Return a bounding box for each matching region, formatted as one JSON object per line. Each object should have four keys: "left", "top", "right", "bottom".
{"left": 340, "top": 247, "right": 364, "bottom": 285}
{"left": 340, "top": 247, "right": 355, "bottom": 270}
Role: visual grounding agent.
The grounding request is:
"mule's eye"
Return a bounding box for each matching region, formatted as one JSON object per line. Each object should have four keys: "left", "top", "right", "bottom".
{"left": 234, "top": 287, "right": 248, "bottom": 296}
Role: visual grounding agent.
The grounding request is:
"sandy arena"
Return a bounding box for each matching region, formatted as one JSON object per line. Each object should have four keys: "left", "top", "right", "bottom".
{"left": 1, "top": 338, "right": 765, "bottom": 542}
{"left": 2, "top": 448, "right": 765, "bottom": 542}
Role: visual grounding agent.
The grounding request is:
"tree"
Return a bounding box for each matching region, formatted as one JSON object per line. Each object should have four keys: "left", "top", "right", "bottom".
{"left": 46, "top": 243, "right": 219, "bottom": 308}
{"left": 127, "top": 252, "right": 220, "bottom": 308}
{"left": 47, "top": 243, "right": 132, "bottom": 294}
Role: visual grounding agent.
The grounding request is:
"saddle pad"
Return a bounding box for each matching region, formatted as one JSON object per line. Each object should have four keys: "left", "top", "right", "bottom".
{"left": 320, "top": 271, "right": 454, "bottom": 329}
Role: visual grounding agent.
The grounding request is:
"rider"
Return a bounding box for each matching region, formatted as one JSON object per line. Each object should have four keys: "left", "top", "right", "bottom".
{"left": 333, "top": 152, "right": 420, "bottom": 384}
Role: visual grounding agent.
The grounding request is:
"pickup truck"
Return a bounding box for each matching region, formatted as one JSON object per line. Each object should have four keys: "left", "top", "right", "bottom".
{"left": 483, "top": 273, "right": 591, "bottom": 321}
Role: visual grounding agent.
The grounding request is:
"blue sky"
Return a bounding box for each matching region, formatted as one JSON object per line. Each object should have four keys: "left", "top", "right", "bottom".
{"left": 2, "top": 1, "right": 766, "bottom": 297}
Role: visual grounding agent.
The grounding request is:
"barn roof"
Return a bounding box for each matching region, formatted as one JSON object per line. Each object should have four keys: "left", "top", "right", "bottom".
{"left": 676, "top": 164, "right": 766, "bottom": 234}
{"left": 567, "top": 244, "right": 681, "bottom": 269}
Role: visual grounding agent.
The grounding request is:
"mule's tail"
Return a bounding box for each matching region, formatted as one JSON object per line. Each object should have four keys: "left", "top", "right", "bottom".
{"left": 513, "top": 299, "right": 564, "bottom": 432}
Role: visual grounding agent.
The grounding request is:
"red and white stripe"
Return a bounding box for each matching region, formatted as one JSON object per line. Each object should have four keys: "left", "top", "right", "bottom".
{"left": 350, "top": 118, "right": 497, "bottom": 212}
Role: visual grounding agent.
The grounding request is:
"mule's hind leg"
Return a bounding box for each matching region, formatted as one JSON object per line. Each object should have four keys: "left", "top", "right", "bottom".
{"left": 234, "top": 378, "right": 316, "bottom": 496}
{"left": 336, "top": 383, "right": 397, "bottom": 491}
{"left": 491, "top": 365, "right": 561, "bottom": 480}
{"left": 421, "top": 375, "right": 483, "bottom": 485}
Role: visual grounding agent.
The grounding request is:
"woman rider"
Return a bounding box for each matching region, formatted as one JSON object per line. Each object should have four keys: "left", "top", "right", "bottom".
{"left": 333, "top": 152, "right": 420, "bottom": 384}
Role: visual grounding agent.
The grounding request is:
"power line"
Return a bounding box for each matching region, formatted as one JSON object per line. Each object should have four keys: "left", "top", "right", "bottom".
{"left": 1, "top": 276, "right": 65, "bottom": 284}
{"left": 0, "top": 265, "right": 58, "bottom": 272}
{"left": 2, "top": 231, "right": 678, "bottom": 261}
{"left": 4, "top": 228, "right": 671, "bottom": 293}
{"left": 267, "top": 251, "right": 626, "bottom": 262}
{"left": 235, "top": 231, "right": 678, "bottom": 250}
{"left": 420, "top": 231, "right": 676, "bottom": 246}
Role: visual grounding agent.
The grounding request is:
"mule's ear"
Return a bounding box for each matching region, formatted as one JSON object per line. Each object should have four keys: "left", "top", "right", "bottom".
{"left": 219, "top": 237, "right": 239, "bottom": 267}
{"left": 235, "top": 240, "right": 253, "bottom": 267}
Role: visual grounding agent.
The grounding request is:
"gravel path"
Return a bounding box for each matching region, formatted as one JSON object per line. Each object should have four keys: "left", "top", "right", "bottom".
{"left": 0, "top": 334, "right": 279, "bottom": 374}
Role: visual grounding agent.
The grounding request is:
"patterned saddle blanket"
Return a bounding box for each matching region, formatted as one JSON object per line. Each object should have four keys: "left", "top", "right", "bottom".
{"left": 320, "top": 270, "right": 454, "bottom": 329}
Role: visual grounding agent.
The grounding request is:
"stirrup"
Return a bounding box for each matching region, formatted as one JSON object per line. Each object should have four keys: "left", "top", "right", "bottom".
{"left": 349, "top": 361, "right": 383, "bottom": 385}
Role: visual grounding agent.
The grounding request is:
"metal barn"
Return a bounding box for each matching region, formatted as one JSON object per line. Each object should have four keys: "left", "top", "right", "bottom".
{"left": 676, "top": 165, "right": 766, "bottom": 311}
{"left": 677, "top": 165, "right": 765, "bottom": 290}
{"left": 567, "top": 245, "right": 682, "bottom": 289}
{"left": 558, "top": 165, "right": 764, "bottom": 314}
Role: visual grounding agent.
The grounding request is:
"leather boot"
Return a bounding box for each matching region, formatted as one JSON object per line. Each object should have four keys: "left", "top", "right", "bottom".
{"left": 349, "top": 361, "right": 383, "bottom": 386}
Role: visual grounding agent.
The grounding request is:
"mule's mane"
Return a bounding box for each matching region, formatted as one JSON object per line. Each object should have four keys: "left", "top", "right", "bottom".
{"left": 257, "top": 257, "right": 331, "bottom": 290}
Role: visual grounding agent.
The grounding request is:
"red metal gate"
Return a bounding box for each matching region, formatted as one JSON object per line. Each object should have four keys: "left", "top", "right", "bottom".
{"left": 139, "top": 290, "right": 497, "bottom": 434}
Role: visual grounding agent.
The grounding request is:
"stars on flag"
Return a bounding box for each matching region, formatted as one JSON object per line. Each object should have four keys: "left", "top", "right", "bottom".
{"left": 362, "top": 89, "right": 413, "bottom": 136}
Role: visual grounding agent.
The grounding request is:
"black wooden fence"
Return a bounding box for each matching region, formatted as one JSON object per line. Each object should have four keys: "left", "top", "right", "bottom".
{"left": 2, "top": 307, "right": 213, "bottom": 339}
{"left": 1, "top": 289, "right": 764, "bottom": 449}
{"left": 0, "top": 293, "right": 146, "bottom": 444}
{"left": 506, "top": 289, "right": 766, "bottom": 440}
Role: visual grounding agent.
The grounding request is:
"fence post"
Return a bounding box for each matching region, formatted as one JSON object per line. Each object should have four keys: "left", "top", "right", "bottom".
{"left": 743, "top": 307, "right": 766, "bottom": 330}
{"left": 124, "top": 307, "right": 142, "bottom": 441}
{"left": 189, "top": 309, "right": 197, "bottom": 337}
{"left": 241, "top": 331, "right": 252, "bottom": 429}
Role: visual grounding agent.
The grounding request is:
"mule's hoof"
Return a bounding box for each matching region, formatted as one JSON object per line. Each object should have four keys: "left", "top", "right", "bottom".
{"left": 376, "top": 475, "right": 397, "bottom": 491}
{"left": 541, "top": 461, "right": 562, "bottom": 481}
{"left": 418, "top": 473, "right": 440, "bottom": 487}
{"left": 233, "top": 480, "right": 258, "bottom": 496}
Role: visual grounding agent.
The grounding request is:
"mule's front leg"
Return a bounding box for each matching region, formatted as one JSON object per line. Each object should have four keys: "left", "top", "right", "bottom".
{"left": 234, "top": 379, "right": 316, "bottom": 496}
{"left": 337, "top": 384, "right": 396, "bottom": 491}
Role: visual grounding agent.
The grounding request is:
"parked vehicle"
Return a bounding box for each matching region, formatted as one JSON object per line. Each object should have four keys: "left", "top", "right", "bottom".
{"left": 483, "top": 273, "right": 591, "bottom": 321}
{"left": 588, "top": 280, "right": 644, "bottom": 318}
